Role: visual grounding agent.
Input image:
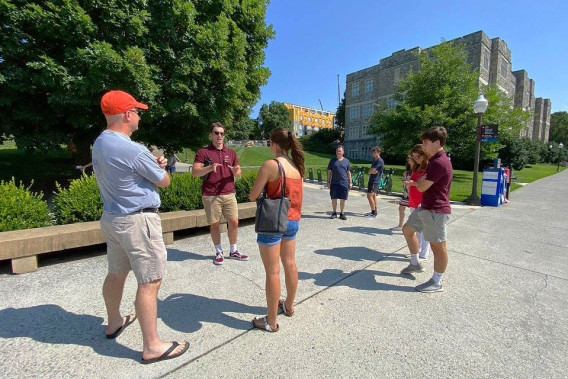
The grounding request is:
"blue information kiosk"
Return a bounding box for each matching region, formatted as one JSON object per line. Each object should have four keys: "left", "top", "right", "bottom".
{"left": 481, "top": 168, "right": 506, "bottom": 207}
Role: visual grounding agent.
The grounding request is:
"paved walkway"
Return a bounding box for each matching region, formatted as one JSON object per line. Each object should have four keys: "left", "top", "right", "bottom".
{"left": 1, "top": 170, "right": 567, "bottom": 378}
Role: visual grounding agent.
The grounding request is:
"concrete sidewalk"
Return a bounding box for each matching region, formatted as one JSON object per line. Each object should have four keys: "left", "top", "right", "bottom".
{"left": 1, "top": 171, "right": 567, "bottom": 378}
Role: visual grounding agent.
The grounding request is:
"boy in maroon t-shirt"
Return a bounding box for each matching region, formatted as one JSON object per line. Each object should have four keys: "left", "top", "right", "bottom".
{"left": 193, "top": 122, "right": 248, "bottom": 265}
{"left": 400, "top": 126, "right": 453, "bottom": 293}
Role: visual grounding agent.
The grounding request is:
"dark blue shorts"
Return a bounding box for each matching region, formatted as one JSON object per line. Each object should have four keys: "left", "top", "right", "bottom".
{"left": 330, "top": 183, "right": 349, "bottom": 200}
{"left": 257, "top": 220, "right": 300, "bottom": 246}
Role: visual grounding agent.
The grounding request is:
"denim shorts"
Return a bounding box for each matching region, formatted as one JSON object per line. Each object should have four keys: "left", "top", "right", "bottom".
{"left": 330, "top": 183, "right": 349, "bottom": 200}
{"left": 257, "top": 220, "right": 300, "bottom": 246}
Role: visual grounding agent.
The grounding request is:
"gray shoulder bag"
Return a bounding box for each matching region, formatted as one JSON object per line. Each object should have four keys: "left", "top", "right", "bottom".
{"left": 254, "top": 159, "right": 291, "bottom": 235}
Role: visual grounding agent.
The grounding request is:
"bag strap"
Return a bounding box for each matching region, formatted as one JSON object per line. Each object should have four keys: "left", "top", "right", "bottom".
{"left": 274, "top": 158, "right": 287, "bottom": 198}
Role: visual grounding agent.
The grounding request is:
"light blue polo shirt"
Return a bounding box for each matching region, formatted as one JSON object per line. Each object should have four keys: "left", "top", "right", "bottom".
{"left": 92, "top": 130, "right": 167, "bottom": 214}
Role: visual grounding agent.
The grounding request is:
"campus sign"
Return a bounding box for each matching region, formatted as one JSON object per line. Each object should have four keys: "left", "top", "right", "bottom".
{"left": 481, "top": 124, "right": 499, "bottom": 143}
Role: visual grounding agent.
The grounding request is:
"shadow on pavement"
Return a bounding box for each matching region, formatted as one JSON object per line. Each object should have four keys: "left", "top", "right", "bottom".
{"left": 300, "top": 269, "right": 415, "bottom": 292}
{"left": 0, "top": 305, "right": 139, "bottom": 361}
{"left": 337, "top": 226, "right": 393, "bottom": 236}
{"left": 159, "top": 294, "right": 265, "bottom": 333}
{"left": 167, "top": 248, "right": 211, "bottom": 262}
{"left": 314, "top": 246, "right": 386, "bottom": 262}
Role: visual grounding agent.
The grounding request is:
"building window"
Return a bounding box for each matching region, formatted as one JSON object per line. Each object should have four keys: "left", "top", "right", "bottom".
{"left": 350, "top": 106, "right": 360, "bottom": 119}
{"left": 362, "top": 103, "right": 374, "bottom": 118}
{"left": 500, "top": 59, "right": 508, "bottom": 78}
{"left": 387, "top": 98, "right": 398, "bottom": 109}
{"left": 352, "top": 82, "right": 360, "bottom": 97}
{"left": 365, "top": 78, "right": 373, "bottom": 94}
{"left": 483, "top": 53, "right": 489, "bottom": 70}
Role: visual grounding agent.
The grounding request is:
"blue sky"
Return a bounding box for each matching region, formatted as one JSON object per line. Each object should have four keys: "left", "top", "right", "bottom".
{"left": 252, "top": 0, "right": 568, "bottom": 117}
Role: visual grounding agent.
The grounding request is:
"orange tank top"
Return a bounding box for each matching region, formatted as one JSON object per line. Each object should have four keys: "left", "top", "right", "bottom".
{"left": 266, "top": 176, "right": 303, "bottom": 221}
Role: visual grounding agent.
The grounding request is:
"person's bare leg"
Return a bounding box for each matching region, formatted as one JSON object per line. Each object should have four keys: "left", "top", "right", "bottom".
{"left": 402, "top": 224, "right": 420, "bottom": 255}
{"left": 366, "top": 193, "right": 374, "bottom": 210}
{"left": 103, "top": 272, "right": 129, "bottom": 334}
{"left": 258, "top": 244, "right": 281, "bottom": 329}
{"left": 227, "top": 218, "right": 238, "bottom": 245}
{"left": 280, "top": 239, "right": 298, "bottom": 314}
{"left": 371, "top": 193, "right": 377, "bottom": 211}
{"left": 398, "top": 205, "right": 406, "bottom": 227}
{"left": 340, "top": 199, "right": 346, "bottom": 213}
{"left": 138, "top": 280, "right": 187, "bottom": 360}
{"left": 430, "top": 242, "right": 448, "bottom": 273}
{"left": 210, "top": 222, "right": 221, "bottom": 246}
{"left": 331, "top": 199, "right": 337, "bottom": 213}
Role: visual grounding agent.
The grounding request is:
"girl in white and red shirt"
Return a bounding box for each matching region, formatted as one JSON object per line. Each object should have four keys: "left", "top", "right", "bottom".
{"left": 408, "top": 144, "right": 431, "bottom": 260}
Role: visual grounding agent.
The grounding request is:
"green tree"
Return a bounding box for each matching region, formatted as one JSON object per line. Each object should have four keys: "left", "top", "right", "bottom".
{"left": 550, "top": 111, "right": 568, "bottom": 144}
{"left": 370, "top": 41, "right": 479, "bottom": 164}
{"left": 335, "top": 94, "right": 345, "bottom": 138}
{"left": 256, "top": 101, "right": 292, "bottom": 138}
{"left": 227, "top": 117, "right": 258, "bottom": 140}
{"left": 0, "top": 0, "right": 274, "bottom": 163}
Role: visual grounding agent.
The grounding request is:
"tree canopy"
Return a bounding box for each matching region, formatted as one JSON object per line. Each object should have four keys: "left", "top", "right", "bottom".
{"left": 550, "top": 111, "right": 568, "bottom": 145}
{"left": 335, "top": 94, "right": 345, "bottom": 138}
{"left": 0, "top": 0, "right": 274, "bottom": 162}
{"left": 369, "top": 41, "right": 529, "bottom": 169}
{"left": 256, "top": 101, "right": 292, "bottom": 138}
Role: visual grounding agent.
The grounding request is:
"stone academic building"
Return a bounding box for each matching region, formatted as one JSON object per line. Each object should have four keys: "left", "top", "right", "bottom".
{"left": 344, "top": 30, "right": 552, "bottom": 160}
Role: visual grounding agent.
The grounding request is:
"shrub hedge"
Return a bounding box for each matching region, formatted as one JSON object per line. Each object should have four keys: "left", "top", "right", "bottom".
{"left": 52, "top": 174, "right": 104, "bottom": 224}
{"left": 159, "top": 174, "right": 204, "bottom": 212}
{"left": 0, "top": 171, "right": 260, "bottom": 232}
{"left": 0, "top": 178, "right": 52, "bottom": 232}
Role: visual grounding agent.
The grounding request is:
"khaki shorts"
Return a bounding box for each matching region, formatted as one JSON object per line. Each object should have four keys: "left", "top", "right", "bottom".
{"left": 100, "top": 212, "right": 167, "bottom": 284}
{"left": 202, "top": 193, "right": 238, "bottom": 224}
{"left": 405, "top": 208, "right": 449, "bottom": 243}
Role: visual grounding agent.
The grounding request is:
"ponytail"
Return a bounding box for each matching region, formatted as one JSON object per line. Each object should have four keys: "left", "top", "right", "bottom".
{"left": 289, "top": 132, "right": 305, "bottom": 178}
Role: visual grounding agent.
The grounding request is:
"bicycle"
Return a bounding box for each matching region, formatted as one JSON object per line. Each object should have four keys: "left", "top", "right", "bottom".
{"left": 351, "top": 167, "right": 365, "bottom": 191}
{"left": 378, "top": 168, "right": 393, "bottom": 194}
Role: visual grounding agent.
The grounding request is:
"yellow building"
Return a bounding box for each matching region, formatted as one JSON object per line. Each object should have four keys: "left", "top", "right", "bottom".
{"left": 284, "top": 103, "right": 335, "bottom": 137}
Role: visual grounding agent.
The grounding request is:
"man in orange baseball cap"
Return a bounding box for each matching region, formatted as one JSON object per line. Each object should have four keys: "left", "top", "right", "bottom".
{"left": 100, "top": 90, "right": 148, "bottom": 116}
{"left": 93, "top": 90, "right": 189, "bottom": 363}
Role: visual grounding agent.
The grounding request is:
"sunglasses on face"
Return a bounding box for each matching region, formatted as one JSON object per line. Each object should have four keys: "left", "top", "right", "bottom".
{"left": 129, "top": 109, "right": 142, "bottom": 116}
{"left": 212, "top": 131, "right": 225, "bottom": 136}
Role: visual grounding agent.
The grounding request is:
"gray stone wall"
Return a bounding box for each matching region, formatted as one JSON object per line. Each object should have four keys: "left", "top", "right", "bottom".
{"left": 533, "top": 98, "right": 544, "bottom": 140}
{"left": 542, "top": 99, "right": 552, "bottom": 141}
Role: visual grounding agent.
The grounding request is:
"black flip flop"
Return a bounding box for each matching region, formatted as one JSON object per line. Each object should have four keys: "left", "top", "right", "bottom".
{"left": 141, "top": 341, "right": 190, "bottom": 364}
{"left": 105, "top": 314, "right": 137, "bottom": 339}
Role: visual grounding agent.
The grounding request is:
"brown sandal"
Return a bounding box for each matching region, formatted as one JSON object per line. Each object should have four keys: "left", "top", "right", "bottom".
{"left": 252, "top": 316, "right": 279, "bottom": 332}
{"left": 278, "top": 300, "right": 294, "bottom": 317}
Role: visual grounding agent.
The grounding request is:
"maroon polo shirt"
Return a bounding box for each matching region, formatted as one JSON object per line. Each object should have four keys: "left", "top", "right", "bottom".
{"left": 194, "top": 144, "right": 239, "bottom": 196}
{"left": 422, "top": 150, "right": 453, "bottom": 214}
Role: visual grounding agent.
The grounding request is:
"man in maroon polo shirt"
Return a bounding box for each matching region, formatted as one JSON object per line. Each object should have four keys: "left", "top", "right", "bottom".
{"left": 193, "top": 122, "right": 248, "bottom": 265}
{"left": 400, "top": 126, "right": 453, "bottom": 293}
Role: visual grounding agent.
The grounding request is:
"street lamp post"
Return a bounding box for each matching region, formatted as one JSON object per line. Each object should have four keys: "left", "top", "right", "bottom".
{"left": 468, "top": 95, "right": 489, "bottom": 206}
{"left": 558, "top": 142, "right": 564, "bottom": 171}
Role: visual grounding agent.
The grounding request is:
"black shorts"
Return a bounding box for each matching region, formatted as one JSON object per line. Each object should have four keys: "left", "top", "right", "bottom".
{"left": 367, "top": 181, "right": 379, "bottom": 194}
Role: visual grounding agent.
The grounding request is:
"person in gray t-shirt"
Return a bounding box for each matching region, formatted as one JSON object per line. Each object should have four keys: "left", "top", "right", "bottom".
{"left": 93, "top": 90, "right": 188, "bottom": 363}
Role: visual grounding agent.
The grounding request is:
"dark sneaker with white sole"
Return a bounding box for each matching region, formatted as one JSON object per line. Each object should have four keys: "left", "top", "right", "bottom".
{"left": 415, "top": 278, "right": 443, "bottom": 293}
{"left": 401, "top": 262, "right": 425, "bottom": 274}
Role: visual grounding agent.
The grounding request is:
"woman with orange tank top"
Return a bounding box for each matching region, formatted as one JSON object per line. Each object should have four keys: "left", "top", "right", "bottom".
{"left": 249, "top": 127, "right": 305, "bottom": 332}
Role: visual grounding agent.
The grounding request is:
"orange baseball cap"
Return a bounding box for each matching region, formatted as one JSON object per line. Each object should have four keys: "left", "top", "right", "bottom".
{"left": 101, "top": 90, "right": 149, "bottom": 116}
